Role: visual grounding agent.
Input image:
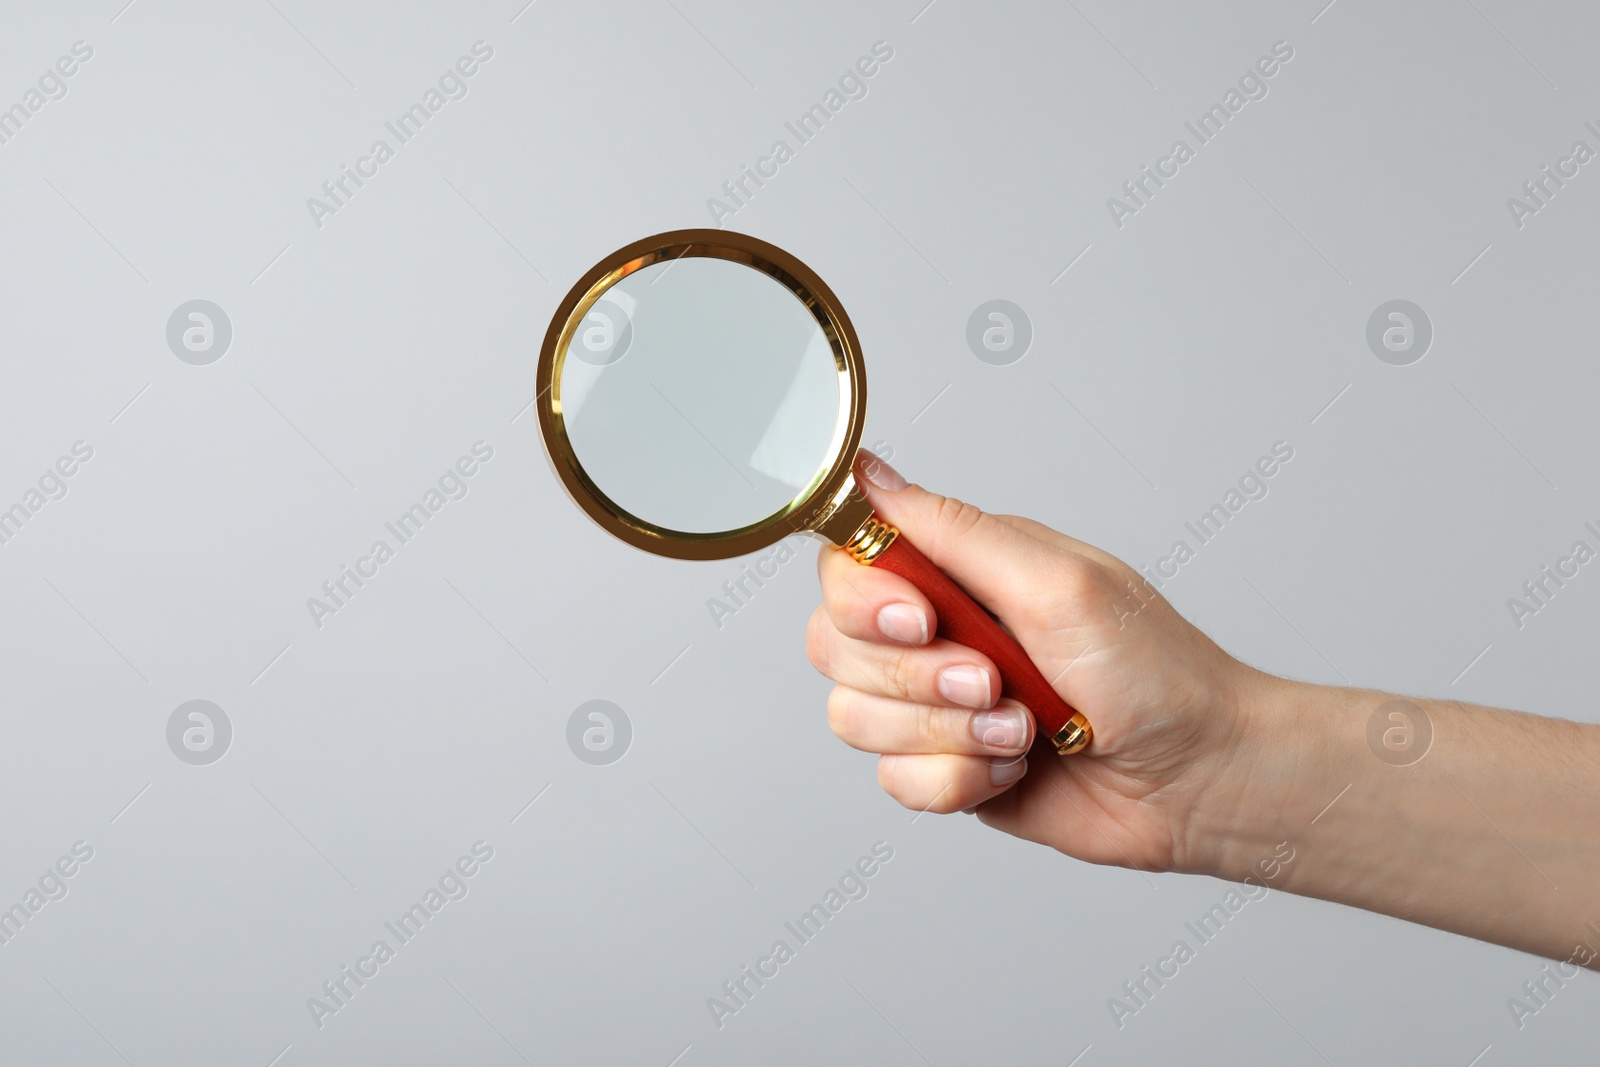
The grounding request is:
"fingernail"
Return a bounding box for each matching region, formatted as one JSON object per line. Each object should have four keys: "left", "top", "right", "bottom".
{"left": 971, "top": 704, "right": 1027, "bottom": 752}
{"left": 938, "top": 665, "right": 993, "bottom": 709}
{"left": 858, "top": 453, "right": 907, "bottom": 491}
{"left": 961, "top": 806, "right": 977, "bottom": 815}
{"left": 989, "top": 755, "right": 1027, "bottom": 786}
{"left": 876, "top": 603, "right": 928, "bottom": 645}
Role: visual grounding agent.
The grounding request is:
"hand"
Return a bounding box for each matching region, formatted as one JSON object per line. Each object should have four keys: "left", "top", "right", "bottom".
{"left": 810, "top": 451, "right": 1600, "bottom": 961}
{"left": 806, "top": 452, "right": 1270, "bottom": 876}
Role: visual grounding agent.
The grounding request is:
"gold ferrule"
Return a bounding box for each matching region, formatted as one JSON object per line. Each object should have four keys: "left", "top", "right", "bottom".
{"left": 1051, "top": 713, "right": 1093, "bottom": 756}
{"left": 844, "top": 518, "right": 899, "bottom": 565}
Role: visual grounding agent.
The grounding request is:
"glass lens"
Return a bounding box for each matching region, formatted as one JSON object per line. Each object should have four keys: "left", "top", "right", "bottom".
{"left": 558, "top": 256, "right": 843, "bottom": 534}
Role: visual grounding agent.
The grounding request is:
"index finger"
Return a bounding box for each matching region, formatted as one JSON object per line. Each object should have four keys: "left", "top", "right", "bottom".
{"left": 817, "top": 543, "right": 937, "bottom": 647}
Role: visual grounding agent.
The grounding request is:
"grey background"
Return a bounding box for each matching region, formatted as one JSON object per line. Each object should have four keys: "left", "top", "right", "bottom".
{"left": 1, "top": 1, "right": 1596, "bottom": 1064}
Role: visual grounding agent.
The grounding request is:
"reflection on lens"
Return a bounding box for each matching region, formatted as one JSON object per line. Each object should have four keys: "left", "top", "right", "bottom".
{"left": 560, "top": 257, "right": 842, "bottom": 534}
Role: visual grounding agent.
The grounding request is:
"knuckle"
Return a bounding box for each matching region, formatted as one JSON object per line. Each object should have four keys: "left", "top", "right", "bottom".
{"left": 805, "top": 608, "right": 832, "bottom": 675}
{"left": 930, "top": 493, "right": 988, "bottom": 542}
{"left": 883, "top": 649, "right": 916, "bottom": 701}
{"left": 923, "top": 766, "right": 966, "bottom": 813}
{"left": 1045, "top": 553, "right": 1113, "bottom": 608}
{"left": 877, "top": 755, "right": 964, "bottom": 814}
{"left": 825, "top": 687, "right": 854, "bottom": 743}
{"left": 818, "top": 558, "right": 850, "bottom": 610}
{"left": 1067, "top": 559, "right": 1154, "bottom": 629}
{"left": 1057, "top": 555, "right": 1102, "bottom": 596}
{"left": 913, "top": 704, "right": 947, "bottom": 751}
{"left": 875, "top": 754, "right": 907, "bottom": 803}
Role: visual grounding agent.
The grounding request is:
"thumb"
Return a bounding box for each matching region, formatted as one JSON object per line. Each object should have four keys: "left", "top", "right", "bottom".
{"left": 852, "top": 451, "right": 1076, "bottom": 618}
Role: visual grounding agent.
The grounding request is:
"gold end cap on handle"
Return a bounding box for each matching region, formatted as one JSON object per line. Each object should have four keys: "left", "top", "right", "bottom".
{"left": 1051, "top": 713, "right": 1092, "bottom": 755}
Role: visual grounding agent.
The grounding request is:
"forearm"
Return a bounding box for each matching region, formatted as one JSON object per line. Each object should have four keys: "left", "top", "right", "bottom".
{"left": 1193, "top": 674, "right": 1600, "bottom": 963}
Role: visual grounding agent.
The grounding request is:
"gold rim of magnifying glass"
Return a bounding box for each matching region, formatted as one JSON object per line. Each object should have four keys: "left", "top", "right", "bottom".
{"left": 535, "top": 229, "right": 867, "bottom": 561}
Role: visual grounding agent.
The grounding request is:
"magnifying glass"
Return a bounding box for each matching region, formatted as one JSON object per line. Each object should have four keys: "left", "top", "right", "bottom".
{"left": 535, "top": 229, "right": 1092, "bottom": 756}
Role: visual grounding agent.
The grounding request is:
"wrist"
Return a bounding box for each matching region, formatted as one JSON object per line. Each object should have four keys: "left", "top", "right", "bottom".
{"left": 1173, "top": 670, "right": 1350, "bottom": 881}
{"left": 1148, "top": 654, "right": 1600, "bottom": 960}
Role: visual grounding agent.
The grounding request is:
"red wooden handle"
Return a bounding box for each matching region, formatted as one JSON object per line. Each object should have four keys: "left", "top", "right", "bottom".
{"left": 869, "top": 531, "right": 1084, "bottom": 748}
